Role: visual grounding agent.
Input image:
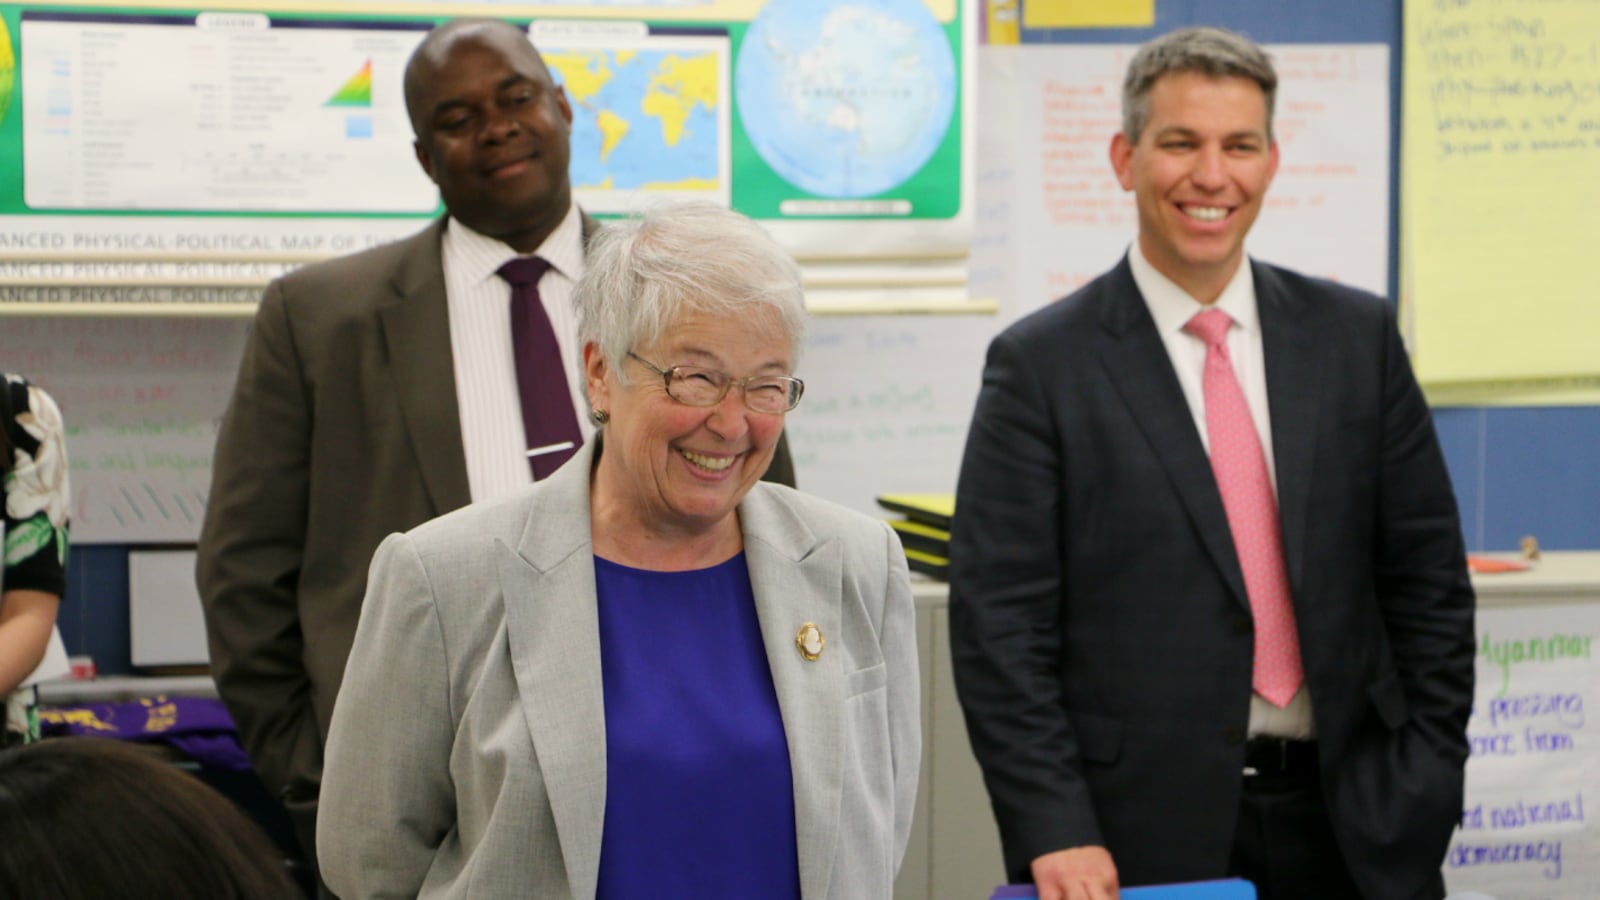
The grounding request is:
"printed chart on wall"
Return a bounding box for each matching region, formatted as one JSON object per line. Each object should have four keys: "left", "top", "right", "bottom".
{"left": 0, "top": 5, "right": 436, "bottom": 308}
{"left": 0, "top": 0, "right": 972, "bottom": 308}
{"left": 1402, "top": 0, "right": 1600, "bottom": 406}
{"left": 1447, "top": 603, "right": 1599, "bottom": 897}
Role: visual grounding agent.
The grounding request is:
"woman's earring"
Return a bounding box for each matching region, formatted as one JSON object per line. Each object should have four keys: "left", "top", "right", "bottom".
{"left": 589, "top": 408, "right": 610, "bottom": 426}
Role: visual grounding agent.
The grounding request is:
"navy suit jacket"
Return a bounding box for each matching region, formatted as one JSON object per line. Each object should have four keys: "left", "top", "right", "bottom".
{"left": 949, "top": 257, "right": 1474, "bottom": 898}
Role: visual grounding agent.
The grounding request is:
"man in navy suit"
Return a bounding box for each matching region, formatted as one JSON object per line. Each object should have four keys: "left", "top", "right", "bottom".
{"left": 949, "top": 26, "right": 1474, "bottom": 900}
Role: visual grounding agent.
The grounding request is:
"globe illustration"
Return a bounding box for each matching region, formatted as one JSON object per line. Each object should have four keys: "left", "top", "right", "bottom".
{"left": 736, "top": 0, "right": 956, "bottom": 198}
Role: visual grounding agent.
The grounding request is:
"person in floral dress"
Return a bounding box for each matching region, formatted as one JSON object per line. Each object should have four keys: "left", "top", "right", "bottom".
{"left": 0, "top": 374, "right": 70, "bottom": 746}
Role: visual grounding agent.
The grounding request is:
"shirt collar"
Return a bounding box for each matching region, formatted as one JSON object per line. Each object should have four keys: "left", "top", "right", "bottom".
{"left": 443, "top": 202, "right": 586, "bottom": 287}
{"left": 1128, "top": 242, "right": 1260, "bottom": 339}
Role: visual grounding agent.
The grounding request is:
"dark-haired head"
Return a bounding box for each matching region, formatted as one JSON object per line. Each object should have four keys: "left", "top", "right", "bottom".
{"left": 1121, "top": 26, "right": 1277, "bottom": 142}
{"left": 0, "top": 738, "right": 300, "bottom": 900}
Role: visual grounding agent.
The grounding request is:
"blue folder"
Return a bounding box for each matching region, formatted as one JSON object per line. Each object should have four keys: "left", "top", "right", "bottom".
{"left": 991, "top": 878, "right": 1256, "bottom": 899}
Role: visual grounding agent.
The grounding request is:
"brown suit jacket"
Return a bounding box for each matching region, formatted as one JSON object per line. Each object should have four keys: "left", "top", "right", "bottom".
{"left": 196, "top": 216, "right": 797, "bottom": 869}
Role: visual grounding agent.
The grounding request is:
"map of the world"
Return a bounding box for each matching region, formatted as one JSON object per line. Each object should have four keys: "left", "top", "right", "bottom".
{"left": 546, "top": 48, "right": 722, "bottom": 196}
{"left": 736, "top": 0, "right": 956, "bottom": 199}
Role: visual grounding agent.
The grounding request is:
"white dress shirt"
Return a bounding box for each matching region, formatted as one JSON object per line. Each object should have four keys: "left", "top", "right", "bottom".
{"left": 442, "top": 205, "right": 595, "bottom": 502}
{"left": 1128, "top": 245, "right": 1314, "bottom": 739}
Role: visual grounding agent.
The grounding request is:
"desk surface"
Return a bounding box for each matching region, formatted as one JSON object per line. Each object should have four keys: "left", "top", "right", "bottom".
{"left": 36, "top": 674, "right": 217, "bottom": 704}
{"left": 1469, "top": 551, "right": 1600, "bottom": 604}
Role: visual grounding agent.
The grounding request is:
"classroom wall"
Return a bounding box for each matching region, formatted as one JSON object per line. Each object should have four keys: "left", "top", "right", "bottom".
{"left": 39, "top": 0, "right": 1600, "bottom": 674}
{"left": 1014, "top": 0, "right": 1600, "bottom": 548}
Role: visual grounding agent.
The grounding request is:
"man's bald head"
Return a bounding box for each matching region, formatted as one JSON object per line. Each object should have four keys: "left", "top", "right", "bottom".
{"left": 403, "top": 18, "right": 552, "bottom": 138}
{"left": 402, "top": 17, "right": 574, "bottom": 252}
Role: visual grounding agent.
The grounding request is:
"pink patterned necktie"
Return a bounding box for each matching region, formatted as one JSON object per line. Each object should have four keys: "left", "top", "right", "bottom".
{"left": 1184, "top": 308, "right": 1303, "bottom": 707}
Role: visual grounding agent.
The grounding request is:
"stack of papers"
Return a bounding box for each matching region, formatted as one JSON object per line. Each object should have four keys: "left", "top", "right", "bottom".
{"left": 876, "top": 493, "right": 955, "bottom": 579}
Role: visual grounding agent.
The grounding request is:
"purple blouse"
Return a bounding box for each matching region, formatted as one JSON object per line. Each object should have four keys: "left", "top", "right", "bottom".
{"left": 593, "top": 553, "right": 801, "bottom": 899}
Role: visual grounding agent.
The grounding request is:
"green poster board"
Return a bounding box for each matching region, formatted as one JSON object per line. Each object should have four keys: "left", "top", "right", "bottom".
{"left": 0, "top": 0, "right": 971, "bottom": 307}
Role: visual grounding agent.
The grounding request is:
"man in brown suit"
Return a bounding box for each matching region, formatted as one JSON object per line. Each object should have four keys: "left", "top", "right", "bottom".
{"left": 196, "top": 18, "right": 795, "bottom": 883}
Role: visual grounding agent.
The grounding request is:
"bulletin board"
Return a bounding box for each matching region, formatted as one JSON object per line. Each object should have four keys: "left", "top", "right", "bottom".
{"left": 1401, "top": 0, "right": 1600, "bottom": 405}
{"left": 0, "top": 0, "right": 977, "bottom": 311}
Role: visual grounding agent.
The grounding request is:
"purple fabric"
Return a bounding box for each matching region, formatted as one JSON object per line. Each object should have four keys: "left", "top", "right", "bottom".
{"left": 498, "top": 256, "right": 581, "bottom": 480}
{"left": 593, "top": 553, "right": 800, "bottom": 899}
{"left": 992, "top": 881, "right": 1258, "bottom": 899}
{"left": 38, "top": 697, "right": 252, "bottom": 771}
{"left": 162, "top": 733, "right": 253, "bottom": 771}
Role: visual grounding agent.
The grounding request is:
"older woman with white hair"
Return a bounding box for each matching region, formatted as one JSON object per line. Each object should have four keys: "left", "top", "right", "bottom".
{"left": 319, "top": 202, "right": 920, "bottom": 899}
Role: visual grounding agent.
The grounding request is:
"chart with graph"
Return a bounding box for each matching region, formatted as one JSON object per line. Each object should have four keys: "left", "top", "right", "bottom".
{"left": 19, "top": 11, "right": 435, "bottom": 214}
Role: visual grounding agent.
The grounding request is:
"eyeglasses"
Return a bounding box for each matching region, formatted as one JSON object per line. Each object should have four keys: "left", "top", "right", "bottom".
{"left": 627, "top": 352, "right": 804, "bottom": 414}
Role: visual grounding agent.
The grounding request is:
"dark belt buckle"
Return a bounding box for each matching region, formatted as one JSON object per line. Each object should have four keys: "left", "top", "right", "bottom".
{"left": 1243, "top": 737, "right": 1295, "bottom": 777}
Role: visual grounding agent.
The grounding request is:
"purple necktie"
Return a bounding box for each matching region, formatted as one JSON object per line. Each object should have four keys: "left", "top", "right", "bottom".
{"left": 498, "top": 257, "right": 581, "bottom": 480}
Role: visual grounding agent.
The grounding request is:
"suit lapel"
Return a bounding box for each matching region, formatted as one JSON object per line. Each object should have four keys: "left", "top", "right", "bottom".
{"left": 740, "top": 488, "right": 844, "bottom": 900}
{"left": 499, "top": 444, "right": 606, "bottom": 900}
{"left": 1095, "top": 260, "right": 1252, "bottom": 609}
{"left": 377, "top": 219, "right": 472, "bottom": 514}
{"left": 1254, "top": 262, "right": 1323, "bottom": 596}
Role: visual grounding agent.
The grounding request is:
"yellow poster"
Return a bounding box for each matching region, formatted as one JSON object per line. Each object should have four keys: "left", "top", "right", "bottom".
{"left": 987, "top": 0, "right": 1019, "bottom": 44}
{"left": 1023, "top": 0, "right": 1153, "bottom": 29}
{"left": 1402, "top": 0, "right": 1600, "bottom": 397}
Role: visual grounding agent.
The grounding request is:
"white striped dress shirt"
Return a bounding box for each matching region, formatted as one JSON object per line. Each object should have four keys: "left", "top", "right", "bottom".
{"left": 441, "top": 205, "right": 594, "bottom": 502}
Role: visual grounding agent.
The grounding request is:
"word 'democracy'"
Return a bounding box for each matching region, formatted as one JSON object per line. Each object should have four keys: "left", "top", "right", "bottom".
{"left": 1453, "top": 792, "right": 1586, "bottom": 882}
{"left": 1449, "top": 835, "right": 1567, "bottom": 881}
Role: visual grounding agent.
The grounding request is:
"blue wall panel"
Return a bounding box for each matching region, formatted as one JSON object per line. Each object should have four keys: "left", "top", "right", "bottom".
{"left": 1433, "top": 408, "right": 1485, "bottom": 548}
{"left": 1479, "top": 408, "right": 1600, "bottom": 551}
{"left": 61, "top": 544, "right": 132, "bottom": 675}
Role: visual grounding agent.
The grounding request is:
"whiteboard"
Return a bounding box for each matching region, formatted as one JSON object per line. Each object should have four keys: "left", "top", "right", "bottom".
{"left": 1446, "top": 601, "right": 1599, "bottom": 897}
{"left": 0, "top": 317, "right": 246, "bottom": 543}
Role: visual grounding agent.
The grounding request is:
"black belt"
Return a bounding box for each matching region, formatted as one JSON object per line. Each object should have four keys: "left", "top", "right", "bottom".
{"left": 1243, "top": 737, "right": 1318, "bottom": 779}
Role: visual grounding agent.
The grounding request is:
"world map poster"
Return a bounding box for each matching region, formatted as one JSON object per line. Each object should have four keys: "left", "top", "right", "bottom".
{"left": 0, "top": 0, "right": 971, "bottom": 307}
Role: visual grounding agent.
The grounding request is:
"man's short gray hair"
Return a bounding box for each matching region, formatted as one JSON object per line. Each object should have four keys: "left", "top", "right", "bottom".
{"left": 575, "top": 203, "right": 807, "bottom": 393}
{"left": 1122, "top": 26, "right": 1277, "bottom": 143}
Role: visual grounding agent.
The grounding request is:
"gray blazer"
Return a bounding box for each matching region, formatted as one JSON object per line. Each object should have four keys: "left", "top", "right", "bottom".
{"left": 198, "top": 217, "right": 797, "bottom": 867}
{"left": 318, "top": 440, "right": 920, "bottom": 899}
